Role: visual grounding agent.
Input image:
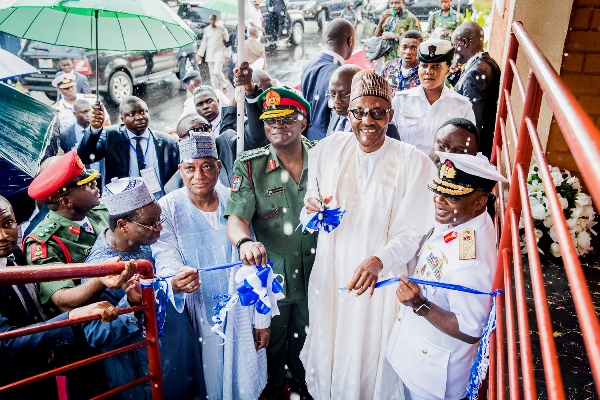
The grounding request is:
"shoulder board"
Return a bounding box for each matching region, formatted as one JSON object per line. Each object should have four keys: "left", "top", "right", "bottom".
{"left": 84, "top": 94, "right": 96, "bottom": 98}
{"left": 238, "top": 146, "right": 270, "bottom": 162}
{"left": 51, "top": 102, "right": 59, "bottom": 107}
{"left": 29, "top": 220, "right": 62, "bottom": 243}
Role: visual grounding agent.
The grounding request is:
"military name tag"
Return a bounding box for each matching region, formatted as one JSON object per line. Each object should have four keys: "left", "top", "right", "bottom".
{"left": 267, "top": 186, "right": 284, "bottom": 195}
{"left": 459, "top": 228, "right": 476, "bottom": 260}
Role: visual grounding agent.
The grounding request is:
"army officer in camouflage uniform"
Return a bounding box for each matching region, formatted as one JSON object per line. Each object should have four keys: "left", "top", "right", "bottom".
{"left": 24, "top": 151, "right": 133, "bottom": 315}
{"left": 225, "top": 79, "right": 318, "bottom": 399}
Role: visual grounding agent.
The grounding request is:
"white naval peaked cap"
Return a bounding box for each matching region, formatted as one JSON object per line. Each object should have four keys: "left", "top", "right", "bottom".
{"left": 436, "top": 152, "right": 509, "bottom": 183}
{"left": 51, "top": 73, "right": 77, "bottom": 88}
{"left": 102, "top": 177, "right": 155, "bottom": 215}
{"left": 417, "top": 39, "right": 454, "bottom": 63}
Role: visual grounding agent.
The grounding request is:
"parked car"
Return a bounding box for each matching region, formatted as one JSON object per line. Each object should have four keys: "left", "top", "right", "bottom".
{"left": 287, "top": 0, "right": 351, "bottom": 29}
{"left": 19, "top": 41, "right": 179, "bottom": 104}
{"left": 365, "top": 0, "right": 472, "bottom": 24}
{"left": 177, "top": 1, "right": 304, "bottom": 46}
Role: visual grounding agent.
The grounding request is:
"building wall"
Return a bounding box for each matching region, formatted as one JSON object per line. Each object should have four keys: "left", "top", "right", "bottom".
{"left": 546, "top": 0, "right": 600, "bottom": 179}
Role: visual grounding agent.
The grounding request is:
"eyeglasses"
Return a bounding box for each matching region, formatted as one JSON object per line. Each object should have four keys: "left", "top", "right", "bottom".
{"left": 348, "top": 108, "right": 392, "bottom": 120}
{"left": 130, "top": 214, "right": 167, "bottom": 230}
{"left": 186, "top": 123, "right": 213, "bottom": 134}
{"left": 325, "top": 92, "right": 351, "bottom": 100}
{"left": 264, "top": 117, "right": 298, "bottom": 127}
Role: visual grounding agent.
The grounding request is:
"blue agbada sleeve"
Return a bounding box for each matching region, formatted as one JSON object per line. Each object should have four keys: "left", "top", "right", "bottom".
{"left": 83, "top": 296, "right": 142, "bottom": 349}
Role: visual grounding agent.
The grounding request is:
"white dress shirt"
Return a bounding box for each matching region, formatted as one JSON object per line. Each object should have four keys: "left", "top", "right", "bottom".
{"left": 177, "top": 91, "right": 231, "bottom": 124}
{"left": 210, "top": 111, "right": 222, "bottom": 138}
{"left": 127, "top": 128, "right": 158, "bottom": 178}
{"left": 391, "top": 85, "right": 476, "bottom": 155}
{"left": 323, "top": 49, "right": 345, "bottom": 66}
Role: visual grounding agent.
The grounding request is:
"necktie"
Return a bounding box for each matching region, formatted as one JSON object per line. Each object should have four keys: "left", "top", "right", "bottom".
{"left": 133, "top": 136, "right": 146, "bottom": 174}
{"left": 338, "top": 117, "right": 347, "bottom": 132}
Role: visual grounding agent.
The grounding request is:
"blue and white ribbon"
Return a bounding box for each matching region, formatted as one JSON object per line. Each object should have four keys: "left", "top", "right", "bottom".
{"left": 140, "top": 277, "right": 170, "bottom": 338}
{"left": 339, "top": 277, "right": 502, "bottom": 399}
{"left": 299, "top": 207, "right": 346, "bottom": 233}
{"left": 211, "top": 263, "right": 285, "bottom": 339}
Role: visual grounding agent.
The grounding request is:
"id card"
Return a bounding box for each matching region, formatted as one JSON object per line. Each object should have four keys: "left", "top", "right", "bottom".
{"left": 140, "top": 167, "right": 162, "bottom": 194}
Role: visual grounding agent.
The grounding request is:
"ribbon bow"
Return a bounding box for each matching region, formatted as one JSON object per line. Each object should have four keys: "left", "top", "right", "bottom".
{"left": 211, "top": 262, "right": 285, "bottom": 340}
{"left": 299, "top": 207, "right": 346, "bottom": 233}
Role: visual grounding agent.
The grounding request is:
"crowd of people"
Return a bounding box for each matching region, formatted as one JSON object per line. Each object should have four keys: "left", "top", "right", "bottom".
{"left": 1, "top": 1, "right": 506, "bottom": 399}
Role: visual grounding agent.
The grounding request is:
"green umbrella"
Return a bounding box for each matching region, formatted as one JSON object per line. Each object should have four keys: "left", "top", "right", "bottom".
{"left": 0, "top": 0, "right": 197, "bottom": 99}
{"left": 199, "top": 0, "right": 249, "bottom": 18}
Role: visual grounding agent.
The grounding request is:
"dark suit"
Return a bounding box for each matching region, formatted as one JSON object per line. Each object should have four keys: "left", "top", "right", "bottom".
{"left": 77, "top": 125, "right": 179, "bottom": 194}
{"left": 59, "top": 124, "right": 78, "bottom": 153}
{"left": 301, "top": 52, "right": 342, "bottom": 141}
{"left": 0, "top": 251, "right": 80, "bottom": 400}
{"left": 54, "top": 71, "right": 91, "bottom": 100}
{"left": 453, "top": 52, "right": 501, "bottom": 158}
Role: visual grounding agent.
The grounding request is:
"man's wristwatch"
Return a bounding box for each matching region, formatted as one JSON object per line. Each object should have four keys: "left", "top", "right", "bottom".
{"left": 413, "top": 298, "right": 431, "bottom": 317}
{"left": 235, "top": 236, "right": 253, "bottom": 251}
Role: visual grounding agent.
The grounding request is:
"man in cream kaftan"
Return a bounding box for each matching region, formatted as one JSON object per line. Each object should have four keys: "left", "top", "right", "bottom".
{"left": 299, "top": 70, "right": 438, "bottom": 400}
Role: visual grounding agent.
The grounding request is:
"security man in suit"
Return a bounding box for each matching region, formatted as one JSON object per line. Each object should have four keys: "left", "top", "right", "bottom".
{"left": 301, "top": 18, "right": 355, "bottom": 141}
{"left": 225, "top": 86, "right": 318, "bottom": 399}
{"left": 78, "top": 96, "right": 179, "bottom": 198}
{"left": 387, "top": 152, "right": 507, "bottom": 400}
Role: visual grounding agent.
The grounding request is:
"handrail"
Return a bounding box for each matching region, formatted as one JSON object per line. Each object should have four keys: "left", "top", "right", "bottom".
{"left": 0, "top": 261, "right": 164, "bottom": 400}
{"left": 489, "top": 21, "right": 600, "bottom": 398}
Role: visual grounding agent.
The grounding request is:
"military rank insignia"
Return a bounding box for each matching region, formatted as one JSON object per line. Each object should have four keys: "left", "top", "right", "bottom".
{"left": 69, "top": 226, "right": 80, "bottom": 235}
{"left": 231, "top": 175, "right": 243, "bottom": 192}
{"left": 30, "top": 243, "right": 48, "bottom": 262}
{"left": 268, "top": 159, "right": 276, "bottom": 171}
{"left": 443, "top": 231, "right": 457, "bottom": 243}
{"left": 459, "top": 228, "right": 476, "bottom": 260}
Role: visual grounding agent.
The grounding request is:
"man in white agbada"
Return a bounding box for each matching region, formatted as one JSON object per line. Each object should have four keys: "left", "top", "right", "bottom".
{"left": 299, "top": 69, "right": 438, "bottom": 399}
{"left": 152, "top": 131, "right": 269, "bottom": 399}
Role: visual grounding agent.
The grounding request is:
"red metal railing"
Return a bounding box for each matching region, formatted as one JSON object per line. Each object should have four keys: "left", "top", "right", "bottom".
{"left": 0, "top": 260, "right": 164, "bottom": 400}
{"left": 489, "top": 21, "right": 600, "bottom": 398}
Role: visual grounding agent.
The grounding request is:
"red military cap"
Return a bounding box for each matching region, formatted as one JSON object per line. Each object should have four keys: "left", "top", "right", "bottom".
{"left": 28, "top": 151, "right": 99, "bottom": 201}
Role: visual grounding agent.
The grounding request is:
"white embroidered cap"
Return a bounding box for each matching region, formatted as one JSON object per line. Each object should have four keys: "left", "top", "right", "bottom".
{"left": 102, "top": 177, "right": 155, "bottom": 215}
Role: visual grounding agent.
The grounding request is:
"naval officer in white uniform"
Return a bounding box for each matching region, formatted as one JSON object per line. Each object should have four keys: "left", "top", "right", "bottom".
{"left": 387, "top": 151, "right": 507, "bottom": 400}
{"left": 391, "top": 40, "right": 475, "bottom": 156}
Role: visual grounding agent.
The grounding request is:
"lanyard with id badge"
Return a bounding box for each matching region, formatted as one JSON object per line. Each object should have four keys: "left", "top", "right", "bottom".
{"left": 129, "top": 135, "right": 162, "bottom": 194}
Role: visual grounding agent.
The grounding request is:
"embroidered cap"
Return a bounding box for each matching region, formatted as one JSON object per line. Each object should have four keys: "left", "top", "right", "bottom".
{"left": 350, "top": 69, "right": 392, "bottom": 103}
{"left": 179, "top": 132, "right": 218, "bottom": 162}
{"left": 51, "top": 73, "right": 77, "bottom": 89}
{"left": 257, "top": 86, "right": 311, "bottom": 119}
{"left": 417, "top": 39, "right": 454, "bottom": 64}
{"left": 28, "top": 151, "right": 99, "bottom": 201}
{"left": 428, "top": 152, "right": 508, "bottom": 197}
{"left": 102, "top": 177, "right": 155, "bottom": 215}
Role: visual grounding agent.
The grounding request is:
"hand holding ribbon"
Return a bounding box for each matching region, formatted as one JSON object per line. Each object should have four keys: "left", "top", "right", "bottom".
{"left": 300, "top": 196, "right": 345, "bottom": 233}
{"left": 211, "top": 262, "right": 285, "bottom": 340}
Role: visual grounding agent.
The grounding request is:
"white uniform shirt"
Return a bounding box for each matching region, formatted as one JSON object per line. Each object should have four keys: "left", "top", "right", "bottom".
{"left": 53, "top": 93, "right": 96, "bottom": 131}
{"left": 126, "top": 128, "right": 158, "bottom": 178}
{"left": 391, "top": 85, "right": 475, "bottom": 156}
{"left": 386, "top": 211, "right": 496, "bottom": 400}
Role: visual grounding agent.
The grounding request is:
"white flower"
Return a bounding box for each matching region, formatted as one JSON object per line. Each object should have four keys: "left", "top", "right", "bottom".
{"left": 550, "top": 168, "right": 564, "bottom": 187}
{"left": 549, "top": 227, "right": 559, "bottom": 243}
{"left": 543, "top": 216, "right": 554, "bottom": 228}
{"left": 566, "top": 176, "right": 581, "bottom": 190}
{"left": 529, "top": 165, "right": 539, "bottom": 176}
{"left": 576, "top": 193, "right": 590, "bottom": 207}
{"left": 550, "top": 242, "right": 562, "bottom": 257}
{"left": 570, "top": 207, "right": 582, "bottom": 219}
{"left": 577, "top": 231, "right": 592, "bottom": 250}
{"left": 531, "top": 203, "right": 549, "bottom": 220}
{"left": 581, "top": 205, "right": 595, "bottom": 219}
{"left": 527, "top": 180, "right": 544, "bottom": 196}
{"left": 534, "top": 228, "right": 544, "bottom": 239}
{"left": 567, "top": 217, "right": 578, "bottom": 228}
{"left": 558, "top": 194, "right": 569, "bottom": 209}
{"left": 529, "top": 195, "right": 540, "bottom": 207}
